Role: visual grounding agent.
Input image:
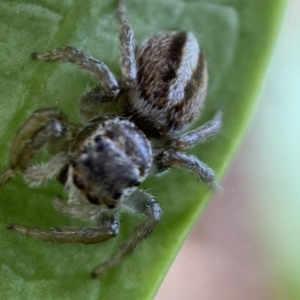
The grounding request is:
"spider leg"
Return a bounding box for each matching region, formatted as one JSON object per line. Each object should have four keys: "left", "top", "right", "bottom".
{"left": 7, "top": 217, "right": 119, "bottom": 244}
{"left": 156, "top": 150, "right": 219, "bottom": 190}
{"left": 79, "top": 0, "right": 138, "bottom": 121}
{"left": 78, "top": 84, "right": 119, "bottom": 121}
{"left": 0, "top": 169, "right": 14, "bottom": 187}
{"left": 91, "top": 189, "right": 161, "bottom": 277}
{"left": 154, "top": 111, "right": 222, "bottom": 189}
{"left": 15, "top": 119, "right": 65, "bottom": 171}
{"left": 79, "top": 0, "right": 137, "bottom": 121}
{"left": 52, "top": 197, "right": 105, "bottom": 221}
{"left": 0, "top": 108, "right": 72, "bottom": 186}
{"left": 7, "top": 191, "right": 119, "bottom": 243}
{"left": 24, "top": 153, "right": 68, "bottom": 186}
{"left": 168, "top": 110, "right": 222, "bottom": 150}
{"left": 32, "top": 47, "right": 119, "bottom": 99}
{"left": 10, "top": 108, "right": 68, "bottom": 169}
{"left": 117, "top": 0, "right": 137, "bottom": 90}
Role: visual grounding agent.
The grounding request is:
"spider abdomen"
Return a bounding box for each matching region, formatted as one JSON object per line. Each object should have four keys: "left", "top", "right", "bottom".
{"left": 127, "top": 31, "right": 208, "bottom": 138}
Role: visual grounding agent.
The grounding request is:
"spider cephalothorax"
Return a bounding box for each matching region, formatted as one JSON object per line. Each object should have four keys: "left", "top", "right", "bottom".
{"left": 0, "top": 0, "right": 222, "bottom": 277}
{"left": 67, "top": 115, "right": 152, "bottom": 208}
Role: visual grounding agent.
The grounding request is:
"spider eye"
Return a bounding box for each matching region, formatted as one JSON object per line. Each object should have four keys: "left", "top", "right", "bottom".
{"left": 94, "top": 135, "right": 104, "bottom": 151}
{"left": 86, "top": 194, "right": 99, "bottom": 205}
{"left": 73, "top": 174, "right": 85, "bottom": 190}
{"left": 70, "top": 159, "right": 77, "bottom": 167}
{"left": 129, "top": 179, "right": 140, "bottom": 187}
{"left": 94, "top": 135, "right": 102, "bottom": 144}
{"left": 112, "top": 191, "right": 122, "bottom": 200}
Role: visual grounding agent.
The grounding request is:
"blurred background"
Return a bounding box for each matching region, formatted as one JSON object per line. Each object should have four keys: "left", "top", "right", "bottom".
{"left": 157, "top": 0, "right": 300, "bottom": 299}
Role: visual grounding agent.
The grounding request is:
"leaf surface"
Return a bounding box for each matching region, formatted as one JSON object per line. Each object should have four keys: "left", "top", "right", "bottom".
{"left": 0, "top": 0, "right": 287, "bottom": 299}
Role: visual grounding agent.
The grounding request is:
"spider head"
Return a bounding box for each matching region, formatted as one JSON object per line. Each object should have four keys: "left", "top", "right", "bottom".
{"left": 69, "top": 116, "right": 152, "bottom": 209}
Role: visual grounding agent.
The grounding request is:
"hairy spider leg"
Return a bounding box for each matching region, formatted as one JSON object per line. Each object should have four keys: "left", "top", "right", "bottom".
{"left": 156, "top": 111, "right": 222, "bottom": 190}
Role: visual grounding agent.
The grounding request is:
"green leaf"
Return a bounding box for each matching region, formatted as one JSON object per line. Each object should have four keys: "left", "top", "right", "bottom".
{"left": 0, "top": 0, "right": 287, "bottom": 299}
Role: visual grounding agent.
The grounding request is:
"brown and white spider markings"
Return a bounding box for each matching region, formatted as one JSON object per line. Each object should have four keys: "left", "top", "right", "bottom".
{"left": 0, "top": 0, "right": 222, "bottom": 277}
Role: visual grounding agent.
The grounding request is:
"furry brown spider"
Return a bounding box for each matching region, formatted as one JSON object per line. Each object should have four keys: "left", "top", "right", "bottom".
{"left": 0, "top": 0, "right": 222, "bottom": 277}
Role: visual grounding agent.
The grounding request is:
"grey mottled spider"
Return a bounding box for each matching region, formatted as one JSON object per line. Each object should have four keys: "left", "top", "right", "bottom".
{"left": 0, "top": 0, "right": 222, "bottom": 277}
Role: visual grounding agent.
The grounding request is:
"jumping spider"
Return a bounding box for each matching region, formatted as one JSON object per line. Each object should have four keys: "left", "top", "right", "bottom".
{"left": 0, "top": 0, "right": 222, "bottom": 277}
